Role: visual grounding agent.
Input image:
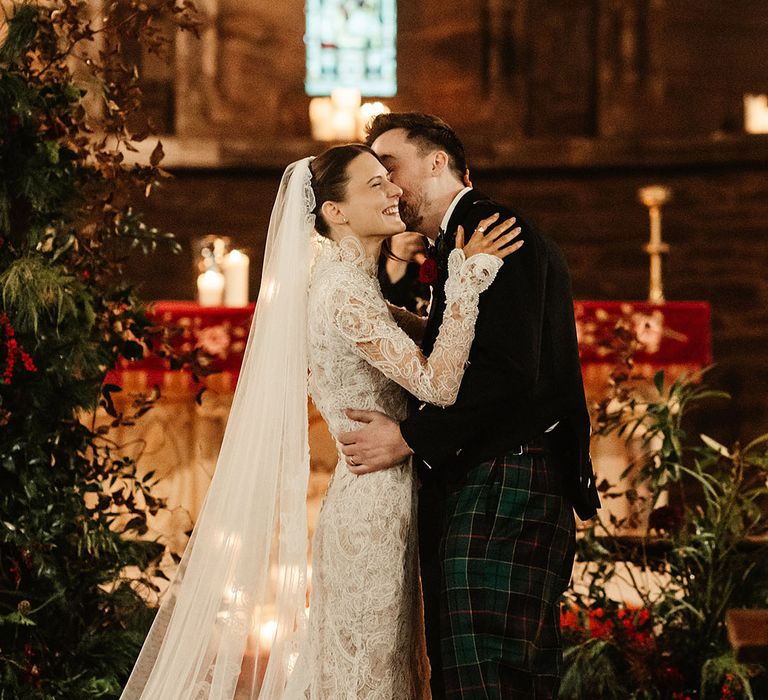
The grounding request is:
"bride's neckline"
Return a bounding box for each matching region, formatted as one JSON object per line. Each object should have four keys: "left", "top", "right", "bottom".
{"left": 317, "top": 234, "right": 378, "bottom": 277}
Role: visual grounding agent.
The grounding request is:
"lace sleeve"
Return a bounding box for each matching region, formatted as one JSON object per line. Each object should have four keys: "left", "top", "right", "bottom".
{"left": 330, "top": 249, "right": 502, "bottom": 407}
{"left": 386, "top": 303, "right": 427, "bottom": 345}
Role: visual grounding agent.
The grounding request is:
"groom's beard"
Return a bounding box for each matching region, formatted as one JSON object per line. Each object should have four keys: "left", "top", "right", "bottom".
{"left": 398, "top": 192, "right": 426, "bottom": 232}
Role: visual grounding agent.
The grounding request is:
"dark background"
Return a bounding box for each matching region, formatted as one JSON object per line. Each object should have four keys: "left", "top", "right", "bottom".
{"left": 128, "top": 0, "right": 768, "bottom": 442}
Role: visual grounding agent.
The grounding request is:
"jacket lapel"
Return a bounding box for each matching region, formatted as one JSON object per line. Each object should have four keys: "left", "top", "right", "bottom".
{"left": 423, "top": 190, "right": 489, "bottom": 354}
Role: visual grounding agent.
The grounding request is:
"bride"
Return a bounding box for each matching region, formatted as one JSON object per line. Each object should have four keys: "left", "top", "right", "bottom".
{"left": 121, "top": 144, "right": 522, "bottom": 699}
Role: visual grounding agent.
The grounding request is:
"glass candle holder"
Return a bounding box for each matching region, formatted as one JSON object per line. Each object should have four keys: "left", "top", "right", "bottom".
{"left": 195, "top": 235, "right": 231, "bottom": 306}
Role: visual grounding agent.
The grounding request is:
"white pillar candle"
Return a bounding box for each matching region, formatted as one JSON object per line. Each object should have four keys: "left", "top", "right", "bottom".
{"left": 331, "top": 87, "right": 361, "bottom": 111}
{"left": 309, "top": 97, "right": 335, "bottom": 141}
{"left": 331, "top": 88, "right": 361, "bottom": 141}
{"left": 197, "top": 269, "right": 225, "bottom": 306}
{"left": 744, "top": 94, "right": 768, "bottom": 134}
{"left": 331, "top": 109, "right": 357, "bottom": 141}
{"left": 358, "top": 101, "right": 390, "bottom": 139}
{"left": 223, "top": 249, "right": 250, "bottom": 307}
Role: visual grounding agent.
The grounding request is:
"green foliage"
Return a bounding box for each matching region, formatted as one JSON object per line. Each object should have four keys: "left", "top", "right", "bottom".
{"left": 0, "top": 255, "right": 79, "bottom": 334}
{"left": 0, "top": 5, "right": 37, "bottom": 65}
{"left": 700, "top": 654, "right": 755, "bottom": 700}
{"left": 564, "top": 319, "right": 768, "bottom": 699}
{"left": 0, "top": 1, "right": 202, "bottom": 696}
{"left": 561, "top": 637, "right": 653, "bottom": 700}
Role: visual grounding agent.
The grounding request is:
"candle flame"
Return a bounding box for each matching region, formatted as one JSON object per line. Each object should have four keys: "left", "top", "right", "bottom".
{"left": 259, "top": 619, "right": 278, "bottom": 649}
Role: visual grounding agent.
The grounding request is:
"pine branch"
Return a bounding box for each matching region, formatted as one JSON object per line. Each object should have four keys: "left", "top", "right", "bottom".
{"left": 0, "top": 255, "right": 78, "bottom": 334}
{"left": 0, "top": 3, "right": 37, "bottom": 65}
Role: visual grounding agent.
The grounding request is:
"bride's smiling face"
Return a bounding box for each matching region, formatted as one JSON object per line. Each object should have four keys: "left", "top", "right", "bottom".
{"left": 322, "top": 152, "right": 406, "bottom": 239}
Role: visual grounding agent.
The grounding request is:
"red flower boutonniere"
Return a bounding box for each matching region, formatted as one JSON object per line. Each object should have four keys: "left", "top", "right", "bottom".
{"left": 418, "top": 257, "right": 438, "bottom": 285}
{"left": 419, "top": 258, "right": 437, "bottom": 286}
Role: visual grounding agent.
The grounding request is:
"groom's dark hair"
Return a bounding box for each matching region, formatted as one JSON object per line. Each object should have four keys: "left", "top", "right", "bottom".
{"left": 365, "top": 112, "right": 467, "bottom": 183}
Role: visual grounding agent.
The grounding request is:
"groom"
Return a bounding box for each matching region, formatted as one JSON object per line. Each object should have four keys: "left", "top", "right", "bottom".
{"left": 339, "top": 113, "right": 600, "bottom": 699}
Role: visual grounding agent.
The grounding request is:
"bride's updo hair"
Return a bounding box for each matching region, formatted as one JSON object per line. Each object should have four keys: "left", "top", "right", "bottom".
{"left": 310, "top": 144, "right": 382, "bottom": 237}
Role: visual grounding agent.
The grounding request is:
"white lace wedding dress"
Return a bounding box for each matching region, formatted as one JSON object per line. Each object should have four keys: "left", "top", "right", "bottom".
{"left": 283, "top": 235, "right": 501, "bottom": 699}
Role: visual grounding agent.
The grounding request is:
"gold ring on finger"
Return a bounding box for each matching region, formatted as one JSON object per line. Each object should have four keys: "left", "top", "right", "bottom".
{"left": 477, "top": 226, "right": 486, "bottom": 233}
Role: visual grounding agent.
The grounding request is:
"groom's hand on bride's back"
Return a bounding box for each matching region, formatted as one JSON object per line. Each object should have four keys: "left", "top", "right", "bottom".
{"left": 340, "top": 409, "right": 414, "bottom": 475}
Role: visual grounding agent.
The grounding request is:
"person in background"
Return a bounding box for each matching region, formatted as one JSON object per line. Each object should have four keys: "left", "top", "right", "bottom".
{"left": 378, "top": 231, "right": 432, "bottom": 315}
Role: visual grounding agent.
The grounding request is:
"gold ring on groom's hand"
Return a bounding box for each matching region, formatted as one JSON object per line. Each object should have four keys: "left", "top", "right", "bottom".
{"left": 349, "top": 457, "right": 357, "bottom": 467}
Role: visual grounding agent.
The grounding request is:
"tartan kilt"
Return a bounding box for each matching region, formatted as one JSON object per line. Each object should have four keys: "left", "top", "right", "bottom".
{"left": 419, "top": 448, "right": 576, "bottom": 699}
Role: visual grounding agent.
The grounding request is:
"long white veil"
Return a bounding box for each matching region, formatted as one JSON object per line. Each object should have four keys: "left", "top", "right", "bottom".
{"left": 122, "top": 158, "right": 316, "bottom": 699}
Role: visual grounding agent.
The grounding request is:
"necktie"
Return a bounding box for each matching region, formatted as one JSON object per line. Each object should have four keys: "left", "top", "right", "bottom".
{"left": 435, "top": 226, "right": 449, "bottom": 262}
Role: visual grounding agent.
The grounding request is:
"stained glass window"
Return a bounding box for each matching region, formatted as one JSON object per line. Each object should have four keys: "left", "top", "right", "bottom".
{"left": 305, "top": 0, "right": 397, "bottom": 97}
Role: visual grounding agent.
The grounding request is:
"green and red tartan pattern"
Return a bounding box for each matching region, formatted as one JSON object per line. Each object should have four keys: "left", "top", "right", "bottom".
{"left": 437, "top": 450, "right": 577, "bottom": 699}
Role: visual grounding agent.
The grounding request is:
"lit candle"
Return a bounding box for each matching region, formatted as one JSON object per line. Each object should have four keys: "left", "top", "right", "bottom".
{"left": 223, "top": 249, "right": 250, "bottom": 307}
{"left": 331, "top": 88, "right": 361, "bottom": 140}
{"left": 197, "top": 269, "right": 225, "bottom": 306}
{"left": 309, "top": 97, "right": 335, "bottom": 141}
{"left": 744, "top": 94, "right": 768, "bottom": 134}
{"left": 358, "top": 101, "right": 390, "bottom": 139}
{"left": 259, "top": 619, "right": 278, "bottom": 650}
{"left": 331, "top": 88, "right": 361, "bottom": 112}
{"left": 331, "top": 109, "right": 357, "bottom": 141}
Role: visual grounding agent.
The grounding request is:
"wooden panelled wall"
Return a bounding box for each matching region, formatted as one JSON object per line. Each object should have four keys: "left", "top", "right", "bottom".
{"left": 129, "top": 0, "right": 768, "bottom": 442}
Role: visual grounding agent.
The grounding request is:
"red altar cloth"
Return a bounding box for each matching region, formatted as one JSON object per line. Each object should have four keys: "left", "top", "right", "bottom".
{"left": 105, "top": 300, "right": 712, "bottom": 387}
{"left": 575, "top": 300, "right": 711, "bottom": 393}
{"left": 575, "top": 300, "right": 711, "bottom": 365}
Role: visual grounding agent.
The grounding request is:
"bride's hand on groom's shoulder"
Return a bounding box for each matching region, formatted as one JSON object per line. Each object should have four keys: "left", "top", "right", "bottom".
{"left": 457, "top": 212, "right": 523, "bottom": 261}
{"left": 339, "top": 409, "right": 414, "bottom": 475}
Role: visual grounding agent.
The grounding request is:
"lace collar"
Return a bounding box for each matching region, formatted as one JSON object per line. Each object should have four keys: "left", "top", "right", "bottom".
{"left": 313, "top": 234, "right": 378, "bottom": 277}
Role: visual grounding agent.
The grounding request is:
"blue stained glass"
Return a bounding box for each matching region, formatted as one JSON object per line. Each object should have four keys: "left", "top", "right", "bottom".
{"left": 305, "top": 0, "right": 397, "bottom": 97}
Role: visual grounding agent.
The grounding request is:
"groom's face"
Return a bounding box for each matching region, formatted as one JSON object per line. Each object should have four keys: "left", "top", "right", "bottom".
{"left": 370, "top": 129, "right": 432, "bottom": 232}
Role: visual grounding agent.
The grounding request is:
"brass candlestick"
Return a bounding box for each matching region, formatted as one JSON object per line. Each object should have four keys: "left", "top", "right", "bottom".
{"left": 638, "top": 185, "right": 672, "bottom": 304}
